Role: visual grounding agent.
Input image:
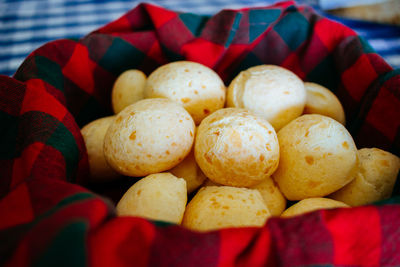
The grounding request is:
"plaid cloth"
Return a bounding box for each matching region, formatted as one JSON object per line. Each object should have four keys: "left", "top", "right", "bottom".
{"left": 0, "top": 0, "right": 400, "bottom": 77}
{"left": 1, "top": 1, "right": 400, "bottom": 266}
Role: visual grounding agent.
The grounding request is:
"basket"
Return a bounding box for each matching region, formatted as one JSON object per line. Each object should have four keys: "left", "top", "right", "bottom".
{"left": 1, "top": 1, "right": 400, "bottom": 266}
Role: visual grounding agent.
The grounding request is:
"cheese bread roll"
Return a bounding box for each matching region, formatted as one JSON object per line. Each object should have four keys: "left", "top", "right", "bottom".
{"left": 116, "top": 173, "right": 187, "bottom": 224}
{"left": 227, "top": 65, "right": 306, "bottom": 130}
{"left": 182, "top": 186, "right": 270, "bottom": 231}
{"left": 274, "top": 114, "right": 358, "bottom": 200}
{"left": 250, "top": 177, "right": 287, "bottom": 216}
{"left": 303, "top": 82, "right": 345, "bottom": 125}
{"left": 281, "top": 198, "right": 349, "bottom": 218}
{"left": 330, "top": 148, "right": 400, "bottom": 206}
{"left": 169, "top": 147, "right": 207, "bottom": 194}
{"left": 81, "top": 116, "right": 120, "bottom": 182}
{"left": 104, "top": 98, "right": 195, "bottom": 177}
{"left": 145, "top": 61, "right": 225, "bottom": 124}
{"left": 195, "top": 108, "right": 279, "bottom": 187}
{"left": 112, "top": 69, "right": 146, "bottom": 114}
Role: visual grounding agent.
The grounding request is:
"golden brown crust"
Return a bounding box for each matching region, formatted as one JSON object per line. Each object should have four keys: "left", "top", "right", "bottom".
{"left": 169, "top": 146, "right": 207, "bottom": 194}
{"left": 104, "top": 98, "right": 195, "bottom": 177}
{"left": 329, "top": 148, "right": 400, "bottom": 206}
{"left": 116, "top": 173, "right": 187, "bottom": 224}
{"left": 81, "top": 116, "right": 120, "bottom": 182}
{"left": 195, "top": 108, "right": 279, "bottom": 187}
{"left": 281, "top": 197, "right": 349, "bottom": 218}
{"left": 273, "top": 114, "right": 358, "bottom": 200}
{"left": 227, "top": 65, "right": 306, "bottom": 130}
{"left": 144, "top": 61, "right": 226, "bottom": 124}
{"left": 182, "top": 186, "right": 270, "bottom": 231}
{"left": 303, "top": 82, "right": 346, "bottom": 125}
{"left": 250, "top": 177, "right": 287, "bottom": 216}
{"left": 112, "top": 69, "right": 146, "bottom": 114}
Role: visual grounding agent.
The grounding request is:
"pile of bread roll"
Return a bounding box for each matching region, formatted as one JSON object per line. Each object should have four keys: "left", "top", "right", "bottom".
{"left": 81, "top": 61, "right": 400, "bottom": 232}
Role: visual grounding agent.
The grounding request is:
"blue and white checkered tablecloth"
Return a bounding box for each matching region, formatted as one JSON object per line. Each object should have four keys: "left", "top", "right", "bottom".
{"left": 1, "top": 0, "right": 399, "bottom": 77}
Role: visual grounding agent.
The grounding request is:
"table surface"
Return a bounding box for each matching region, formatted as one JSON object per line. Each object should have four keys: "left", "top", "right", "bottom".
{"left": 1, "top": 0, "right": 399, "bottom": 77}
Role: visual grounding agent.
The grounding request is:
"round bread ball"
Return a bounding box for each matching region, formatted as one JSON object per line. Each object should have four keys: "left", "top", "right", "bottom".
{"left": 330, "top": 148, "right": 400, "bottom": 206}
{"left": 81, "top": 116, "right": 120, "bottom": 182}
{"left": 202, "top": 177, "right": 286, "bottom": 216}
{"left": 182, "top": 186, "right": 270, "bottom": 231}
{"left": 116, "top": 173, "right": 187, "bottom": 224}
{"left": 250, "top": 177, "right": 287, "bottom": 216}
{"left": 144, "top": 61, "right": 226, "bottom": 124}
{"left": 169, "top": 147, "right": 207, "bottom": 194}
{"left": 112, "top": 69, "right": 146, "bottom": 114}
{"left": 273, "top": 114, "right": 358, "bottom": 200}
{"left": 104, "top": 98, "right": 195, "bottom": 177}
{"left": 281, "top": 198, "right": 349, "bottom": 218}
{"left": 226, "top": 65, "right": 306, "bottom": 130}
{"left": 195, "top": 108, "right": 280, "bottom": 187}
{"left": 303, "top": 82, "right": 346, "bottom": 125}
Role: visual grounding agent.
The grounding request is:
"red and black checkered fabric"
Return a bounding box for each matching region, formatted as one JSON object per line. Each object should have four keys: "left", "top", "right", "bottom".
{"left": 1, "top": 1, "right": 400, "bottom": 266}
